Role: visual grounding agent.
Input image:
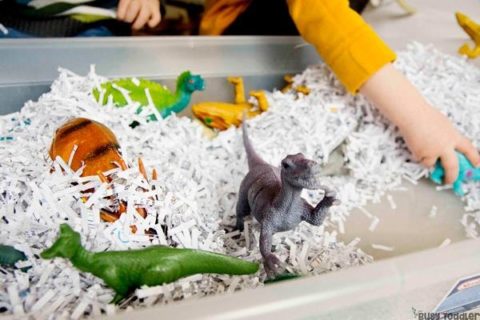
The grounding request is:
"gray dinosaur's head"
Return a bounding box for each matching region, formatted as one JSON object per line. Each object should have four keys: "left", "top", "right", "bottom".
{"left": 41, "top": 224, "right": 82, "bottom": 260}
{"left": 281, "top": 153, "right": 323, "bottom": 190}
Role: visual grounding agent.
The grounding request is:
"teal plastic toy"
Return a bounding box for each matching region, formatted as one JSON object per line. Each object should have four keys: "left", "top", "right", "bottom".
{"left": 0, "top": 245, "right": 27, "bottom": 268}
{"left": 41, "top": 224, "right": 259, "bottom": 304}
{"left": 93, "top": 71, "right": 205, "bottom": 120}
{"left": 430, "top": 151, "right": 480, "bottom": 196}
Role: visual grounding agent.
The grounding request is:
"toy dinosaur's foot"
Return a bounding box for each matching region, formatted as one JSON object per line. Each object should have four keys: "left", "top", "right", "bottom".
{"left": 459, "top": 44, "right": 480, "bottom": 59}
{"left": 264, "top": 254, "right": 282, "bottom": 279}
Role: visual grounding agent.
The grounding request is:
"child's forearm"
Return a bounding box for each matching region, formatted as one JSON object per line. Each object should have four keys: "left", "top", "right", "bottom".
{"left": 359, "top": 62, "right": 480, "bottom": 184}
{"left": 359, "top": 63, "right": 430, "bottom": 132}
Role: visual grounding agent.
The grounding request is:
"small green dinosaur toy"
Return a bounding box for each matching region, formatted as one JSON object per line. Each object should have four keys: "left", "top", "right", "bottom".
{"left": 93, "top": 71, "right": 205, "bottom": 120}
{"left": 0, "top": 244, "right": 27, "bottom": 268}
{"left": 41, "top": 224, "right": 259, "bottom": 304}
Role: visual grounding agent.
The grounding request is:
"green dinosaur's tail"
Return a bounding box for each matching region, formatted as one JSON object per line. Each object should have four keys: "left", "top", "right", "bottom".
{"left": 176, "top": 248, "right": 259, "bottom": 277}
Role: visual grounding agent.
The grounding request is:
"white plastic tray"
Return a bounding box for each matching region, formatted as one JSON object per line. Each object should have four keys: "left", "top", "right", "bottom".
{"left": 0, "top": 36, "right": 476, "bottom": 320}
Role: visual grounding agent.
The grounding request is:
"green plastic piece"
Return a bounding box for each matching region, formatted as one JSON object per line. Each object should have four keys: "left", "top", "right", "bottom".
{"left": 41, "top": 224, "right": 259, "bottom": 304}
{"left": 93, "top": 71, "right": 205, "bottom": 120}
{"left": 0, "top": 245, "right": 27, "bottom": 268}
{"left": 264, "top": 273, "right": 301, "bottom": 284}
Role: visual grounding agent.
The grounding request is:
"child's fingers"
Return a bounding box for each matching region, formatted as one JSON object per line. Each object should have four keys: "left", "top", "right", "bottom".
{"left": 125, "top": 1, "right": 140, "bottom": 23}
{"left": 117, "top": 0, "right": 130, "bottom": 20}
{"left": 457, "top": 137, "right": 480, "bottom": 167}
{"left": 132, "top": 7, "right": 150, "bottom": 29}
{"left": 420, "top": 156, "right": 437, "bottom": 168}
{"left": 148, "top": 8, "right": 161, "bottom": 27}
{"left": 440, "top": 151, "right": 459, "bottom": 185}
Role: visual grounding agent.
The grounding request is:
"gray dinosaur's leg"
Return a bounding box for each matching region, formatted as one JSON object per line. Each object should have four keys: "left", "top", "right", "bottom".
{"left": 260, "top": 224, "right": 280, "bottom": 278}
{"left": 305, "top": 190, "right": 339, "bottom": 226}
{"left": 235, "top": 185, "right": 251, "bottom": 231}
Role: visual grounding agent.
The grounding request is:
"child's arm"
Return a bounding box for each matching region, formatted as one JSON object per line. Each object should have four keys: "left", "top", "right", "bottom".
{"left": 117, "top": 0, "right": 161, "bottom": 30}
{"left": 287, "top": 0, "right": 479, "bottom": 183}
{"left": 360, "top": 63, "right": 480, "bottom": 184}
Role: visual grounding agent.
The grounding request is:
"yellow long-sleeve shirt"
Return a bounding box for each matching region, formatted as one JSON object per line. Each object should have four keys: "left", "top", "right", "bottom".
{"left": 200, "top": 0, "right": 396, "bottom": 93}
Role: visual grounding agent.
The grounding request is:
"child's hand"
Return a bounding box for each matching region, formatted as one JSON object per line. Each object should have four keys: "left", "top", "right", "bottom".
{"left": 360, "top": 63, "right": 480, "bottom": 184}
{"left": 117, "top": 0, "right": 161, "bottom": 30}
{"left": 399, "top": 105, "right": 480, "bottom": 184}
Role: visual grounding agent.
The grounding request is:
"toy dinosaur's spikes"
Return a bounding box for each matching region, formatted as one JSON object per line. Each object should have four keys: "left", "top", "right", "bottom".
{"left": 241, "top": 115, "right": 265, "bottom": 169}
{"left": 152, "top": 168, "right": 158, "bottom": 181}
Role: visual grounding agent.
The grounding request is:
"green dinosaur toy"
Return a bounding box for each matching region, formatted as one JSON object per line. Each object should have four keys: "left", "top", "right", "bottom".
{"left": 41, "top": 224, "right": 259, "bottom": 304}
{"left": 0, "top": 245, "right": 27, "bottom": 268}
{"left": 93, "top": 71, "right": 205, "bottom": 120}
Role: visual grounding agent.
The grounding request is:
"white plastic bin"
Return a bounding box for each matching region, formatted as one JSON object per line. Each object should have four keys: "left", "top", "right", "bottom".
{"left": 0, "top": 37, "right": 476, "bottom": 320}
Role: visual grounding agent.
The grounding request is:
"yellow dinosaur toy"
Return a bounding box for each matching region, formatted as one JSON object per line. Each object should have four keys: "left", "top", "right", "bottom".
{"left": 192, "top": 77, "right": 268, "bottom": 131}
{"left": 456, "top": 12, "right": 480, "bottom": 59}
{"left": 281, "top": 74, "right": 311, "bottom": 96}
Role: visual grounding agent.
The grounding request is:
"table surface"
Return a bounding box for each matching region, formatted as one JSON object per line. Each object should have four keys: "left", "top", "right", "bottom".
{"left": 364, "top": 0, "right": 479, "bottom": 61}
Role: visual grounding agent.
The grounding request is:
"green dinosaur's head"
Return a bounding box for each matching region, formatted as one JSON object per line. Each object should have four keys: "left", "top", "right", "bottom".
{"left": 178, "top": 71, "right": 205, "bottom": 93}
{"left": 41, "top": 224, "right": 82, "bottom": 260}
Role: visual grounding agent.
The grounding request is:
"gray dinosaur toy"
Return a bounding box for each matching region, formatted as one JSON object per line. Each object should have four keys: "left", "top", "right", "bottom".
{"left": 236, "top": 120, "right": 340, "bottom": 278}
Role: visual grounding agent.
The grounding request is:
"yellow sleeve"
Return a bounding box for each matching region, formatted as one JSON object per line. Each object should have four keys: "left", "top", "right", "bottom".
{"left": 287, "top": 0, "right": 396, "bottom": 93}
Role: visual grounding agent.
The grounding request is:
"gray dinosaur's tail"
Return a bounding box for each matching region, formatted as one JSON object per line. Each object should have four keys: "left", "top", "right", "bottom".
{"left": 242, "top": 113, "right": 264, "bottom": 169}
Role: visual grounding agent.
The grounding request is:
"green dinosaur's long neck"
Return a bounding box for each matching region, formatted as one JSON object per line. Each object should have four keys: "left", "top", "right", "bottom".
{"left": 70, "top": 245, "right": 95, "bottom": 274}
{"left": 171, "top": 86, "right": 192, "bottom": 113}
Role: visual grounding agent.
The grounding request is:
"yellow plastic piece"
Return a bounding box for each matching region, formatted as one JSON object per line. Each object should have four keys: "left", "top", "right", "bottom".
{"left": 456, "top": 12, "right": 480, "bottom": 59}
{"left": 192, "top": 77, "right": 268, "bottom": 131}
{"left": 295, "top": 86, "right": 311, "bottom": 95}
{"left": 281, "top": 75, "right": 310, "bottom": 96}
{"left": 281, "top": 75, "right": 294, "bottom": 93}
{"left": 228, "top": 76, "right": 246, "bottom": 104}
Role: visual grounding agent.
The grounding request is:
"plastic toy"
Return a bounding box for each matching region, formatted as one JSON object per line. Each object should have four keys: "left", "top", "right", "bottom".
{"left": 50, "top": 118, "right": 127, "bottom": 178}
{"left": 281, "top": 74, "right": 311, "bottom": 96}
{"left": 93, "top": 71, "right": 205, "bottom": 119}
{"left": 50, "top": 117, "right": 153, "bottom": 222}
{"left": 192, "top": 77, "right": 268, "bottom": 130}
{"left": 0, "top": 245, "right": 27, "bottom": 268}
{"left": 236, "top": 119, "right": 339, "bottom": 278}
{"left": 41, "top": 224, "right": 259, "bottom": 304}
{"left": 430, "top": 151, "right": 480, "bottom": 196}
{"left": 456, "top": 12, "right": 480, "bottom": 59}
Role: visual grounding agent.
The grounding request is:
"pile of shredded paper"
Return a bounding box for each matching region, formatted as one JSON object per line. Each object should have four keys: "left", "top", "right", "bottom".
{"left": 1, "top": 43, "right": 479, "bottom": 318}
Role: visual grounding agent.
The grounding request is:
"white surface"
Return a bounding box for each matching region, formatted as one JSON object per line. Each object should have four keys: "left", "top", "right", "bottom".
{"left": 364, "top": 0, "right": 480, "bottom": 60}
